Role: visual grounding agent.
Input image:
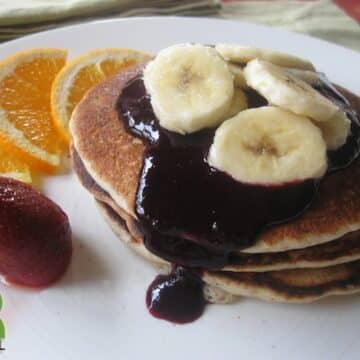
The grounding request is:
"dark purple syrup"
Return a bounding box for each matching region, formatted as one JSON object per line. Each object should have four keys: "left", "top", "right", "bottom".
{"left": 117, "top": 73, "right": 360, "bottom": 323}
{"left": 313, "top": 76, "right": 360, "bottom": 170}
{"left": 146, "top": 266, "right": 206, "bottom": 324}
{"left": 119, "top": 78, "right": 326, "bottom": 268}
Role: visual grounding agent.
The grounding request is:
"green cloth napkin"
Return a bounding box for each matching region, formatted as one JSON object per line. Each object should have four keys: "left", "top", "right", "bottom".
{"left": 220, "top": 0, "right": 360, "bottom": 51}
{"left": 0, "top": 0, "right": 220, "bottom": 41}
{"left": 0, "top": 0, "right": 358, "bottom": 52}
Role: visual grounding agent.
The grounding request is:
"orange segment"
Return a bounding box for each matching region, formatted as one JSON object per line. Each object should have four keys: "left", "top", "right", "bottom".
{"left": 51, "top": 48, "right": 151, "bottom": 144}
{"left": 65, "top": 64, "right": 104, "bottom": 121}
{"left": 0, "top": 49, "right": 67, "bottom": 173}
{"left": 99, "top": 58, "right": 137, "bottom": 77}
{"left": 0, "top": 145, "right": 31, "bottom": 183}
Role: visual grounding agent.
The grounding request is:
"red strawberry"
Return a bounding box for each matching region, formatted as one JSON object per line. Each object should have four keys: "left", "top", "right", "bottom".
{"left": 0, "top": 177, "right": 72, "bottom": 288}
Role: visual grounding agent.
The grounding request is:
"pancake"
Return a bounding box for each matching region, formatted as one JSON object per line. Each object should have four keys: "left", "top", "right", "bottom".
{"left": 72, "top": 146, "right": 360, "bottom": 272}
{"left": 96, "top": 199, "right": 360, "bottom": 303}
{"left": 70, "top": 64, "right": 360, "bottom": 254}
{"left": 204, "top": 262, "right": 360, "bottom": 303}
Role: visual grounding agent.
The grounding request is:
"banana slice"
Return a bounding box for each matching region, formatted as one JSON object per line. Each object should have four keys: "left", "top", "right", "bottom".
{"left": 208, "top": 106, "right": 327, "bottom": 185}
{"left": 284, "top": 68, "right": 321, "bottom": 85}
{"left": 228, "top": 63, "right": 248, "bottom": 89}
{"left": 225, "top": 88, "right": 248, "bottom": 118}
{"left": 244, "top": 59, "right": 339, "bottom": 123}
{"left": 143, "top": 44, "right": 234, "bottom": 134}
{"left": 215, "top": 44, "right": 315, "bottom": 71}
{"left": 316, "top": 111, "right": 351, "bottom": 150}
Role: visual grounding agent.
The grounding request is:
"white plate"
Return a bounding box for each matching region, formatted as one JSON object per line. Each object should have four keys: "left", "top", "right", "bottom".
{"left": 1, "top": 17, "right": 359, "bottom": 360}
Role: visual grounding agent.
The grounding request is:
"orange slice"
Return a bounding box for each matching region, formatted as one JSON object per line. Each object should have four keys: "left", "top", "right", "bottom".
{"left": 0, "top": 145, "right": 31, "bottom": 183}
{"left": 0, "top": 48, "right": 67, "bottom": 173}
{"left": 51, "top": 48, "right": 151, "bottom": 144}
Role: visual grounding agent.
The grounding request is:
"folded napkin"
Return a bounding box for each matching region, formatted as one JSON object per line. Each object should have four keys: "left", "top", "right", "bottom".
{"left": 220, "top": 0, "right": 360, "bottom": 51}
{"left": 0, "top": 0, "right": 220, "bottom": 41}
{"left": 0, "top": 0, "right": 358, "bottom": 52}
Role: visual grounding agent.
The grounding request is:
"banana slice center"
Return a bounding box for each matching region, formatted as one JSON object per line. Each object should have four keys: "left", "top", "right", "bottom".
{"left": 244, "top": 136, "right": 281, "bottom": 158}
{"left": 178, "top": 66, "right": 202, "bottom": 91}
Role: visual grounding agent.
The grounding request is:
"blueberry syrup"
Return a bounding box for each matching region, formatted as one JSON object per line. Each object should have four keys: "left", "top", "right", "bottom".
{"left": 117, "top": 73, "right": 360, "bottom": 323}
{"left": 146, "top": 266, "right": 206, "bottom": 324}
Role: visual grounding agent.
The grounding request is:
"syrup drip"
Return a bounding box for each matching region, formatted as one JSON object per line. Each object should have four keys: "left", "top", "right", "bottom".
{"left": 146, "top": 266, "right": 205, "bottom": 324}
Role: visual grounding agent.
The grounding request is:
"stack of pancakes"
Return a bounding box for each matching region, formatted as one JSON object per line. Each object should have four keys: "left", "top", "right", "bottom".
{"left": 70, "top": 62, "right": 360, "bottom": 304}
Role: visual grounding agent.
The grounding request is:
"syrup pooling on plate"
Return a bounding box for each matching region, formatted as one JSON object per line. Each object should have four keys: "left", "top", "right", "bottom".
{"left": 146, "top": 266, "right": 206, "bottom": 324}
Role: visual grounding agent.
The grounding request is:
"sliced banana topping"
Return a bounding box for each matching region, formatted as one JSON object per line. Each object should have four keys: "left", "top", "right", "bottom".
{"left": 225, "top": 88, "right": 248, "bottom": 119}
{"left": 143, "top": 43, "right": 234, "bottom": 134}
{"left": 208, "top": 106, "right": 327, "bottom": 185}
{"left": 316, "top": 111, "right": 351, "bottom": 150}
{"left": 228, "top": 63, "right": 248, "bottom": 89}
{"left": 244, "top": 59, "right": 339, "bottom": 123}
{"left": 284, "top": 68, "right": 321, "bottom": 85}
{"left": 215, "top": 44, "right": 315, "bottom": 71}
